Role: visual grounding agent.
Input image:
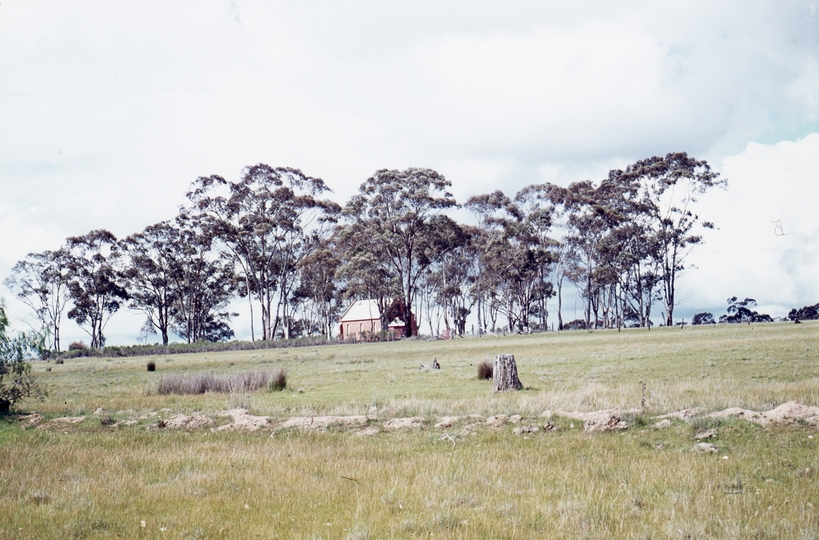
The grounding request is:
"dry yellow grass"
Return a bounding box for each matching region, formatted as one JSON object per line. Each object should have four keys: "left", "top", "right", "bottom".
{"left": 1, "top": 321, "right": 817, "bottom": 538}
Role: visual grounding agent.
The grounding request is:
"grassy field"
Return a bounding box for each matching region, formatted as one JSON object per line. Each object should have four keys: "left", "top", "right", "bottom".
{"left": 1, "top": 322, "right": 818, "bottom": 538}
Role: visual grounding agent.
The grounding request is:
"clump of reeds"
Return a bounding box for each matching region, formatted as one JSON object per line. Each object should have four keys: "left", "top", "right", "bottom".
{"left": 156, "top": 371, "right": 279, "bottom": 395}
{"left": 477, "top": 360, "right": 493, "bottom": 380}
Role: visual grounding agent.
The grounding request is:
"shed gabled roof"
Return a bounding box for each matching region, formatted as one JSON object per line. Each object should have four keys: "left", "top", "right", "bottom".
{"left": 339, "top": 299, "right": 381, "bottom": 323}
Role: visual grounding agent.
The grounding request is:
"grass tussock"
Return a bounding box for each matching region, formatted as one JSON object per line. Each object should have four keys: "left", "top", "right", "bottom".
{"left": 156, "top": 371, "right": 281, "bottom": 395}
{"left": 477, "top": 360, "right": 493, "bottom": 380}
{"left": 268, "top": 369, "right": 287, "bottom": 391}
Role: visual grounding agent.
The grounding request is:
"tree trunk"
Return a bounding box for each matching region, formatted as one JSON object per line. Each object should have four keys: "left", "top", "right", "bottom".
{"left": 493, "top": 354, "right": 523, "bottom": 392}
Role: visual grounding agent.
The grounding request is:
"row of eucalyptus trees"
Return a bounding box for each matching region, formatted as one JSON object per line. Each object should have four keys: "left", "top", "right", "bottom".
{"left": 4, "top": 153, "right": 724, "bottom": 351}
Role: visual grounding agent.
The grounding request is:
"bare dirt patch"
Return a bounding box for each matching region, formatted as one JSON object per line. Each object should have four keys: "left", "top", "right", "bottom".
{"left": 215, "top": 409, "right": 270, "bottom": 431}
{"left": 164, "top": 414, "right": 214, "bottom": 430}
{"left": 709, "top": 401, "right": 819, "bottom": 426}
{"left": 434, "top": 416, "right": 461, "bottom": 429}
{"left": 277, "top": 416, "right": 370, "bottom": 431}
{"left": 555, "top": 408, "right": 636, "bottom": 432}
{"left": 14, "top": 413, "right": 43, "bottom": 429}
{"left": 656, "top": 408, "right": 706, "bottom": 420}
{"left": 382, "top": 417, "right": 425, "bottom": 430}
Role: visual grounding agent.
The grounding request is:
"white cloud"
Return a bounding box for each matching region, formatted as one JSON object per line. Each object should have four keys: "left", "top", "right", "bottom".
{"left": 679, "top": 133, "right": 819, "bottom": 318}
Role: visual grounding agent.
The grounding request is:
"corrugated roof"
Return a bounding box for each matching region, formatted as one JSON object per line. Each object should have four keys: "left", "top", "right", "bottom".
{"left": 339, "top": 299, "right": 381, "bottom": 322}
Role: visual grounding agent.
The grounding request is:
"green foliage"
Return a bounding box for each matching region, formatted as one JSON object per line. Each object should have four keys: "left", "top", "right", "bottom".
{"left": 0, "top": 301, "right": 46, "bottom": 413}
{"left": 720, "top": 297, "right": 773, "bottom": 324}
{"left": 692, "top": 312, "right": 715, "bottom": 325}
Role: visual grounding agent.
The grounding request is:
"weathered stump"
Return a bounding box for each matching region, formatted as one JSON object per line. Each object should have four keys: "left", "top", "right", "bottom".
{"left": 493, "top": 354, "right": 523, "bottom": 392}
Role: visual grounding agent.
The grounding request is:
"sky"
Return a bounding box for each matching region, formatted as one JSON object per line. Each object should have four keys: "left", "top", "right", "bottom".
{"left": 1, "top": 0, "right": 817, "bottom": 344}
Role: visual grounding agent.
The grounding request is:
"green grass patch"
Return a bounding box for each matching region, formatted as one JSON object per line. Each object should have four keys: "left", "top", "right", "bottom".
{"left": 0, "top": 321, "right": 817, "bottom": 538}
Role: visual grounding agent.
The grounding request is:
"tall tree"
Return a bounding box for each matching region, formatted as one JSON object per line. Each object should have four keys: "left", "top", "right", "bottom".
{"left": 120, "top": 222, "right": 180, "bottom": 346}
{"left": 170, "top": 213, "right": 237, "bottom": 343}
{"left": 464, "top": 190, "right": 515, "bottom": 334}
{"left": 186, "top": 164, "right": 340, "bottom": 341}
{"left": 64, "top": 230, "right": 127, "bottom": 348}
{"left": 4, "top": 249, "right": 71, "bottom": 352}
{"left": 292, "top": 238, "right": 345, "bottom": 338}
{"left": 543, "top": 170, "right": 653, "bottom": 330}
{"left": 428, "top": 225, "right": 479, "bottom": 336}
{"left": 619, "top": 153, "right": 726, "bottom": 326}
{"left": 334, "top": 229, "right": 400, "bottom": 332}
{"left": 342, "top": 168, "right": 460, "bottom": 337}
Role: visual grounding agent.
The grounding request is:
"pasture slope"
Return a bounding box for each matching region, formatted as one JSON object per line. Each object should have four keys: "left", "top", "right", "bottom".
{"left": 1, "top": 321, "right": 818, "bottom": 538}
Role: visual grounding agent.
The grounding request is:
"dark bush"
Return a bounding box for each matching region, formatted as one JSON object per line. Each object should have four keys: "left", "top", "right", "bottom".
{"left": 692, "top": 312, "right": 715, "bottom": 325}
{"left": 269, "top": 369, "right": 287, "bottom": 391}
{"left": 68, "top": 341, "right": 88, "bottom": 351}
{"left": 561, "top": 319, "right": 587, "bottom": 331}
{"left": 477, "top": 361, "right": 493, "bottom": 380}
{"left": 788, "top": 302, "right": 819, "bottom": 321}
{"left": 146, "top": 361, "right": 156, "bottom": 372}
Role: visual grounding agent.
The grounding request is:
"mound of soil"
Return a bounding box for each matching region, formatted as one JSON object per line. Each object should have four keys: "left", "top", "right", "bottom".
{"left": 709, "top": 401, "right": 819, "bottom": 426}
{"left": 382, "top": 417, "right": 425, "bottom": 430}
{"left": 216, "top": 409, "right": 269, "bottom": 431}
{"left": 277, "top": 416, "right": 369, "bottom": 431}
{"left": 164, "top": 414, "right": 214, "bottom": 430}
{"left": 554, "top": 408, "right": 636, "bottom": 432}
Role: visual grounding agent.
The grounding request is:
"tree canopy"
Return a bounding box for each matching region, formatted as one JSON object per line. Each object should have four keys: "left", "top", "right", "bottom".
{"left": 4, "top": 153, "right": 738, "bottom": 348}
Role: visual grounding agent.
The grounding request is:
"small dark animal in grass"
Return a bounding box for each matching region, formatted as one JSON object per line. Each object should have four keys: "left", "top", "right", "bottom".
{"left": 147, "top": 361, "right": 156, "bottom": 372}
{"left": 477, "top": 361, "right": 493, "bottom": 380}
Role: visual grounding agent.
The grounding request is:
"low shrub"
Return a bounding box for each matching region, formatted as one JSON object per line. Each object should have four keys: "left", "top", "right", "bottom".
{"left": 269, "top": 369, "right": 287, "bottom": 391}
{"left": 68, "top": 341, "right": 88, "bottom": 351}
{"left": 477, "top": 361, "right": 493, "bottom": 380}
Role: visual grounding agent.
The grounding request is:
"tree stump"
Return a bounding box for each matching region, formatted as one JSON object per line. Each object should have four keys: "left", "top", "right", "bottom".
{"left": 493, "top": 354, "right": 523, "bottom": 392}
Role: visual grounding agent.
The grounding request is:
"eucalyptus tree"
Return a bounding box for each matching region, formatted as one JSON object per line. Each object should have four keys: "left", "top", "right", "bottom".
{"left": 120, "top": 222, "right": 180, "bottom": 345}
{"left": 545, "top": 172, "right": 645, "bottom": 330}
{"left": 719, "top": 297, "right": 772, "bottom": 324}
{"left": 64, "top": 230, "right": 127, "bottom": 348}
{"left": 292, "top": 237, "right": 345, "bottom": 338}
{"left": 428, "top": 225, "right": 479, "bottom": 336}
{"left": 186, "top": 164, "right": 341, "bottom": 341}
{"left": 334, "top": 229, "right": 400, "bottom": 332}
{"left": 170, "top": 213, "right": 236, "bottom": 343}
{"left": 514, "top": 186, "right": 559, "bottom": 330}
{"left": 342, "top": 168, "right": 460, "bottom": 337}
{"left": 464, "top": 190, "right": 515, "bottom": 334}
{"left": 465, "top": 190, "right": 554, "bottom": 333}
{"left": 620, "top": 153, "right": 726, "bottom": 326}
{"left": 4, "top": 249, "right": 71, "bottom": 352}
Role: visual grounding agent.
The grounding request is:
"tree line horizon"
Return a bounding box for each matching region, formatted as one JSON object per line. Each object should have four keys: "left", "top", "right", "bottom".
{"left": 6, "top": 151, "right": 808, "bottom": 352}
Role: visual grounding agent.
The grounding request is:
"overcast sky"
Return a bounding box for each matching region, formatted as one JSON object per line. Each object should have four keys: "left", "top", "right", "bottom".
{"left": 1, "top": 1, "right": 817, "bottom": 343}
